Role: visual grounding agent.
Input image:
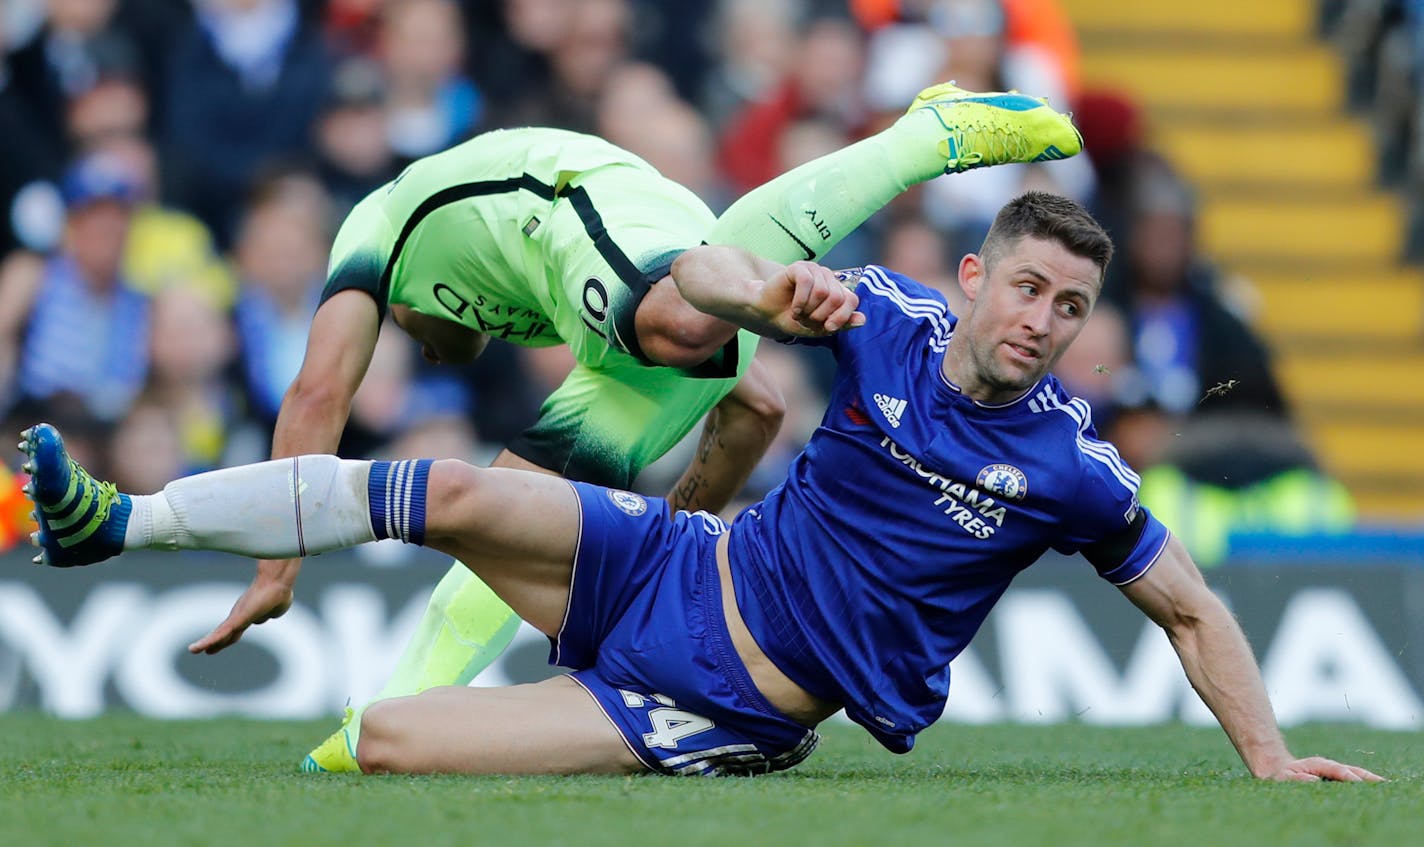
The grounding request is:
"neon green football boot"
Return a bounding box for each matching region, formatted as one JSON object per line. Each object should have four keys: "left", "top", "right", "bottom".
{"left": 903, "top": 82, "right": 1083, "bottom": 173}
{"left": 299, "top": 567, "right": 521, "bottom": 773}
{"left": 301, "top": 707, "right": 360, "bottom": 773}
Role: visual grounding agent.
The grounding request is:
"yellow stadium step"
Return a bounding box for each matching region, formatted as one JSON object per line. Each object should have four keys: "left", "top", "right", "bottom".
{"left": 1155, "top": 122, "right": 1374, "bottom": 191}
{"left": 1199, "top": 194, "right": 1402, "bottom": 264}
{"left": 1307, "top": 421, "right": 1424, "bottom": 479}
{"left": 1063, "top": 0, "right": 1313, "bottom": 40}
{"left": 1317, "top": 414, "right": 1424, "bottom": 519}
{"left": 1345, "top": 489, "right": 1424, "bottom": 522}
{"left": 1080, "top": 47, "right": 1343, "bottom": 114}
{"left": 1244, "top": 269, "right": 1424, "bottom": 342}
{"left": 1063, "top": 0, "right": 1424, "bottom": 523}
{"left": 1277, "top": 352, "right": 1424, "bottom": 412}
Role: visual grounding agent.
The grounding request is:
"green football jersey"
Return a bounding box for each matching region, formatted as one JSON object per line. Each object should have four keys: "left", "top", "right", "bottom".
{"left": 323, "top": 127, "right": 720, "bottom": 371}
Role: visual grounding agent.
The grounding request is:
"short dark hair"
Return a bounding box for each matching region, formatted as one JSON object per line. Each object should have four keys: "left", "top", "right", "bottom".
{"left": 979, "top": 191, "right": 1114, "bottom": 275}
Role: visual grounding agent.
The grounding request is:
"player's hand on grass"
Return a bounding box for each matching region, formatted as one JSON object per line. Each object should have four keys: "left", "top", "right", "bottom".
{"left": 188, "top": 559, "right": 301, "bottom": 654}
{"left": 760, "top": 261, "right": 865, "bottom": 338}
{"left": 1263, "top": 756, "right": 1385, "bottom": 783}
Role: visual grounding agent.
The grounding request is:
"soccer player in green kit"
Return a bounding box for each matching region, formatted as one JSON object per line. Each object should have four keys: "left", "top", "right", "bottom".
{"left": 179, "top": 83, "right": 1084, "bottom": 771}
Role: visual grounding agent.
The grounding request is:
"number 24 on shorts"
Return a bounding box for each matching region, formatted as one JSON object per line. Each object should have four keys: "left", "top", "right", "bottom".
{"left": 620, "top": 690, "right": 716, "bottom": 749}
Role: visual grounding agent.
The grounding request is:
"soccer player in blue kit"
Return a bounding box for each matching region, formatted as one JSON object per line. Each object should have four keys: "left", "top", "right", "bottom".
{"left": 21, "top": 192, "right": 1382, "bottom": 781}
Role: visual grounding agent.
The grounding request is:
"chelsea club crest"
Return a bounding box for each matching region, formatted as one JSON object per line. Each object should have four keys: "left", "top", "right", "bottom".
{"left": 977, "top": 464, "right": 1028, "bottom": 501}
{"left": 608, "top": 489, "right": 648, "bottom": 516}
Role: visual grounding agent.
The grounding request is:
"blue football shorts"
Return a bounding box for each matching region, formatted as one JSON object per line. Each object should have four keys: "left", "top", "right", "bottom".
{"left": 553, "top": 481, "right": 820, "bottom": 776}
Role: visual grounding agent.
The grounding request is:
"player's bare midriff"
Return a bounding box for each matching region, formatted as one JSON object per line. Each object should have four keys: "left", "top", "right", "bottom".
{"left": 715, "top": 532, "right": 841, "bottom": 727}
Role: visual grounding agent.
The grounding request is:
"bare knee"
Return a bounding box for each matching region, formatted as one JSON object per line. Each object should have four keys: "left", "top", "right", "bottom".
{"left": 723, "top": 359, "right": 786, "bottom": 446}
{"left": 422, "top": 459, "right": 490, "bottom": 544}
{"left": 355, "top": 698, "right": 408, "bottom": 775}
{"left": 742, "top": 383, "right": 786, "bottom": 442}
{"left": 428, "top": 458, "right": 483, "bottom": 502}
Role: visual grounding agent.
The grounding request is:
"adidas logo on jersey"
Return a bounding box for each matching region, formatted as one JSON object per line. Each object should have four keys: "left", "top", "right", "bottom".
{"left": 874, "top": 393, "right": 906, "bottom": 428}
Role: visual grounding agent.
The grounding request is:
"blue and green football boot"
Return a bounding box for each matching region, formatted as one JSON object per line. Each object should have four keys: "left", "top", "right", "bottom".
{"left": 19, "top": 423, "right": 130, "bottom": 567}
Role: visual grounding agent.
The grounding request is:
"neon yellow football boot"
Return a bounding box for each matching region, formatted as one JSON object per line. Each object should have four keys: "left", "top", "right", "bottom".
{"left": 301, "top": 707, "right": 360, "bottom": 773}
{"left": 299, "top": 567, "right": 521, "bottom": 773}
{"left": 903, "top": 82, "right": 1083, "bottom": 173}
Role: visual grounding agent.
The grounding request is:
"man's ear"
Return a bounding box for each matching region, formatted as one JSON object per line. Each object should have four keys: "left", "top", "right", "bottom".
{"left": 958, "top": 253, "right": 985, "bottom": 303}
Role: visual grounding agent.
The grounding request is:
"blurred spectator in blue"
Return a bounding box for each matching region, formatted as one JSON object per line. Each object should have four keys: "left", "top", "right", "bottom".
{"left": 108, "top": 285, "right": 239, "bottom": 493}
{"left": 0, "top": 12, "right": 66, "bottom": 255}
{"left": 1068, "top": 262, "right": 1355, "bottom": 568}
{"left": 17, "top": 66, "right": 223, "bottom": 277}
{"left": 315, "top": 55, "right": 398, "bottom": 217}
{"left": 6, "top": 0, "right": 138, "bottom": 155}
{"left": 0, "top": 151, "right": 150, "bottom": 423}
{"left": 231, "top": 170, "right": 331, "bottom": 433}
{"left": 138, "top": 285, "right": 239, "bottom": 471}
{"left": 2, "top": 64, "right": 151, "bottom": 259}
{"left": 93, "top": 132, "right": 236, "bottom": 306}
{"left": 1109, "top": 155, "right": 1291, "bottom": 419}
{"left": 159, "top": 0, "right": 330, "bottom": 246}
{"left": 60, "top": 71, "right": 235, "bottom": 306}
{"left": 378, "top": 0, "right": 482, "bottom": 165}
{"left": 64, "top": 67, "right": 146, "bottom": 150}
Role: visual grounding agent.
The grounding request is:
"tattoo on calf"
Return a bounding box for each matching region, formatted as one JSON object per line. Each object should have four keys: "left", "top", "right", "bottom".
{"left": 670, "top": 415, "right": 724, "bottom": 511}
{"left": 700, "top": 421, "right": 720, "bottom": 461}
{"left": 672, "top": 473, "right": 707, "bottom": 511}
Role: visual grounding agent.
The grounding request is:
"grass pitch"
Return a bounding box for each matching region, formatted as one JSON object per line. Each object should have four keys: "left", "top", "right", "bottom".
{"left": 1, "top": 716, "right": 1418, "bottom": 847}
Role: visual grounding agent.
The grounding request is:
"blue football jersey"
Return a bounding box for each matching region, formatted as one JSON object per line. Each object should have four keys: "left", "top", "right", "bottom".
{"left": 726, "top": 266, "right": 1171, "bottom": 753}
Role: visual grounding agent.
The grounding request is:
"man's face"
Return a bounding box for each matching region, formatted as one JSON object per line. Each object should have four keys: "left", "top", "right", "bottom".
{"left": 1128, "top": 210, "right": 1191, "bottom": 297}
{"left": 390, "top": 304, "right": 487, "bottom": 365}
{"left": 64, "top": 199, "right": 132, "bottom": 286}
{"left": 950, "top": 235, "right": 1102, "bottom": 404}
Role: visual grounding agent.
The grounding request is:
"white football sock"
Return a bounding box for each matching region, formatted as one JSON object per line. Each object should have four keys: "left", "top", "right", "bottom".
{"left": 124, "top": 456, "right": 378, "bottom": 558}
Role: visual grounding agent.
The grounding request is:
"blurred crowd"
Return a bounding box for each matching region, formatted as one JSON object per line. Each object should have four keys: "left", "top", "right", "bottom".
{"left": 1324, "top": 0, "right": 1424, "bottom": 257}
{"left": 0, "top": 0, "right": 1355, "bottom": 562}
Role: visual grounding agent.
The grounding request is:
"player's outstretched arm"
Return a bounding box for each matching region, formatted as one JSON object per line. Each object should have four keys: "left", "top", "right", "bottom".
{"left": 668, "top": 358, "right": 784, "bottom": 513}
{"left": 633, "top": 270, "right": 742, "bottom": 370}
{"left": 670, "top": 245, "right": 865, "bottom": 339}
{"left": 189, "top": 290, "right": 382, "bottom": 655}
{"left": 1120, "top": 536, "right": 1385, "bottom": 782}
